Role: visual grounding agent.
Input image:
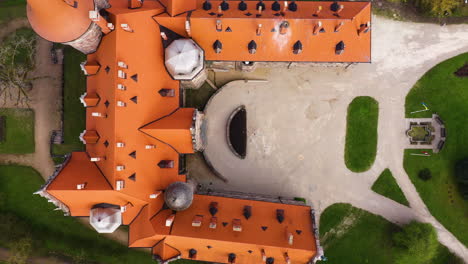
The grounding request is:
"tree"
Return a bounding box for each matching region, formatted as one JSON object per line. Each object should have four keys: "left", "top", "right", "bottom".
{"left": 454, "top": 158, "right": 468, "bottom": 200}
{"left": 413, "top": 0, "right": 460, "bottom": 17}
{"left": 393, "top": 221, "right": 438, "bottom": 264}
{"left": 418, "top": 168, "right": 432, "bottom": 181}
{"left": 0, "top": 29, "right": 36, "bottom": 107}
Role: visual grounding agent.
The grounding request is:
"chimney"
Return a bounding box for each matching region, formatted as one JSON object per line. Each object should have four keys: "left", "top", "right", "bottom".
{"left": 261, "top": 249, "right": 267, "bottom": 262}
{"left": 276, "top": 209, "right": 285, "bottom": 223}
{"left": 165, "top": 214, "right": 175, "bottom": 227}
{"left": 116, "top": 142, "right": 125, "bottom": 148}
{"left": 160, "top": 32, "right": 168, "bottom": 40}
{"left": 91, "top": 112, "right": 106, "bottom": 117}
{"left": 116, "top": 180, "right": 125, "bottom": 190}
{"left": 358, "top": 21, "right": 371, "bottom": 35}
{"left": 149, "top": 191, "right": 162, "bottom": 199}
{"left": 116, "top": 165, "right": 125, "bottom": 171}
{"left": 282, "top": 1, "right": 288, "bottom": 14}
{"left": 209, "top": 217, "right": 217, "bottom": 228}
{"left": 76, "top": 183, "right": 87, "bottom": 190}
{"left": 257, "top": 4, "right": 263, "bottom": 17}
{"left": 209, "top": 202, "right": 218, "bottom": 216}
{"left": 256, "top": 24, "right": 262, "bottom": 36}
{"left": 334, "top": 21, "right": 344, "bottom": 32}
{"left": 243, "top": 205, "right": 252, "bottom": 219}
{"left": 312, "top": 21, "right": 322, "bottom": 35}
{"left": 90, "top": 157, "right": 103, "bottom": 162}
{"left": 145, "top": 144, "right": 156, "bottom": 149}
{"left": 284, "top": 252, "right": 291, "bottom": 264}
{"left": 216, "top": 19, "right": 222, "bottom": 32}
{"left": 117, "top": 84, "right": 126, "bottom": 90}
{"left": 189, "top": 249, "right": 197, "bottom": 259}
{"left": 116, "top": 101, "right": 127, "bottom": 107}
{"left": 185, "top": 20, "right": 192, "bottom": 37}
{"left": 120, "top": 23, "right": 134, "bottom": 32}
{"left": 118, "top": 70, "right": 127, "bottom": 79}
{"left": 336, "top": 4, "right": 344, "bottom": 14}
{"left": 279, "top": 21, "right": 289, "bottom": 35}
{"left": 192, "top": 215, "right": 203, "bottom": 227}
{"left": 313, "top": 5, "right": 322, "bottom": 16}
{"left": 232, "top": 219, "right": 242, "bottom": 232}
{"left": 286, "top": 229, "right": 293, "bottom": 245}
{"left": 118, "top": 61, "right": 128, "bottom": 69}
{"left": 158, "top": 160, "right": 174, "bottom": 168}
{"left": 228, "top": 253, "right": 236, "bottom": 264}
{"left": 107, "top": 23, "right": 115, "bottom": 30}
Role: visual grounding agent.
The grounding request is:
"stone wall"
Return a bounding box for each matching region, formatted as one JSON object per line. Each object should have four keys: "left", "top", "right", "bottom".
{"left": 64, "top": 23, "right": 103, "bottom": 54}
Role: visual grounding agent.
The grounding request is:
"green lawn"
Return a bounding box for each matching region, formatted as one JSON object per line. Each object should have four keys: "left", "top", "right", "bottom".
{"left": 344, "top": 96, "right": 379, "bottom": 172}
{"left": 54, "top": 46, "right": 86, "bottom": 156}
{"left": 404, "top": 52, "right": 468, "bottom": 247}
{"left": 318, "top": 203, "right": 462, "bottom": 264}
{"left": 0, "top": 108, "right": 34, "bottom": 154}
{"left": 372, "top": 169, "right": 409, "bottom": 206}
{"left": 0, "top": 165, "right": 202, "bottom": 263}
{"left": 0, "top": 0, "right": 26, "bottom": 25}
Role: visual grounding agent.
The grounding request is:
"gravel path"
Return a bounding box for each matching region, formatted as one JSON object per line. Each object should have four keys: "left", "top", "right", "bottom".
{"left": 202, "top": 15, "right": 468, "bottom": 261}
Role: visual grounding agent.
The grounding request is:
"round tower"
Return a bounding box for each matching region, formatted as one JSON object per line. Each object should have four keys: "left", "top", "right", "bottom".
{"left": 26, "top": 0, "right": 107, "bottom": 54}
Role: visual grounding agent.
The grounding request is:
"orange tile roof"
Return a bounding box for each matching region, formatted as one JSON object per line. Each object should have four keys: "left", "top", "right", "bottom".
{"left": 27, "top": 0, "right": 94, "bottom": 43}
{"left": 28, "top": 0, "right": 373, "bottom": 262}
{"left": 140, "top": 108, "right": 195, "bottom": 154}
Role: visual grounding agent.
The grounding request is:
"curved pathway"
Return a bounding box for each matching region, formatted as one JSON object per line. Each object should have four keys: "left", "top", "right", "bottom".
{"left": 202, "top": 15, "right": 468, "bottom": 261}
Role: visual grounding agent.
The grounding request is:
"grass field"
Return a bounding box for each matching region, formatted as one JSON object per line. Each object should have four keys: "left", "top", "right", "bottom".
{"left": 53, "top": 46, "right": 86, "bottom": 156}
{"left": 344, "top": 96, "right": 379, "bottom": 172}
{"left": 318, "top": 203, "right": 462, "bottom": 264}
{"left": 372, "top": 169, "right": 409, "bottom": 206}
{"left": 404, "top": 52, "right": 468, "bottom": 247}
{"left": 0, "top": 0, "right": 26, "bottom": 25}
{"left": 0, "top": 165, "right": 202, "bottom": 264}
{"left": 0, "top": 108, "right": 34, "bottom": 154}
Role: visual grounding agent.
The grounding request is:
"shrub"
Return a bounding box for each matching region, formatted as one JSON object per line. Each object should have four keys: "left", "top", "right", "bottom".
{"left": 418, "top": 168, "right": 432, "bottom": 181}
{"left": 393, "top": 221, "right": 438, "bottom": 264}
{"left": 454, "top": 158, "right": 468, "bottom": 200}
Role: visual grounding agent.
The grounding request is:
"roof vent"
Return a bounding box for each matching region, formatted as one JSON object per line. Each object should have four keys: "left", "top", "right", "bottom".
{"left": 203, "top": 0, "right": 212, "bottom": 10}
{"left": 128, "top": 173, "right": 136, "bottom": 181}
{"left": 129, "top": 151, "right": 136, "bottom": 159}
{"left": 158, "top": 160, "right": 174, "bottom": 169}
{"left": 131, "top": 74, "right": 138, "bottom": 82}
{"left": 213, "top": 40, "right": 222, "bottom": 54}
{"left": 228, "top": 253, "right": 236, "bottom": 264}
{"left": 220, "top": 0, "right": 229, "bottom": 11}
{"left": 293, "top": 41, "right": 303, "bottom": 54}
{"left": 272, "top": 0, "right": 280, "bottom": 11}
{"left": 330, "top": 1, "right": 340, "bottom": 11}
{"left": 358, "top": 21, "right": 371, "bottom": 35}
{"left": 288, "top": 0, "right": 297, "bottom": 11}
{"left": 335, "top": 41, "right": 345, "bottom": 55}
{"left": 209, "top": 202, "right": 218, "bottom": 216}
{"left": 243, "top": 206, "right": 252, "bottom": 219}
{"left": 276, "top": 209, "right": 285, "bottom": 223}
{"left": 261, "top": 226, "right": 268, "bottom": 231}
{"left": 189, "top": 249, "right": 197, "bottom": 259}
{"left": 238, "top": 0, "right": 247, "bottom": 11}
{"left": 266, "top": 257, "right": 275, "bottom": 264}
{"left": 248, "top": 40, "right": 257, "bottom": 54}
{"left": 130, "top": 96, "right": 137, "bottom": 104}
{"left": 279, "top": 21, "right": 289, "bottom": 35}
{"left": 334, "top": 21, "right": 344, "bottom": 32}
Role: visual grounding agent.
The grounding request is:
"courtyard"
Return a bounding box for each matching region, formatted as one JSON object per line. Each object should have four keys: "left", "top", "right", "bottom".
{"left": 190, "top": 15, "right": 468, "bottom": 262}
